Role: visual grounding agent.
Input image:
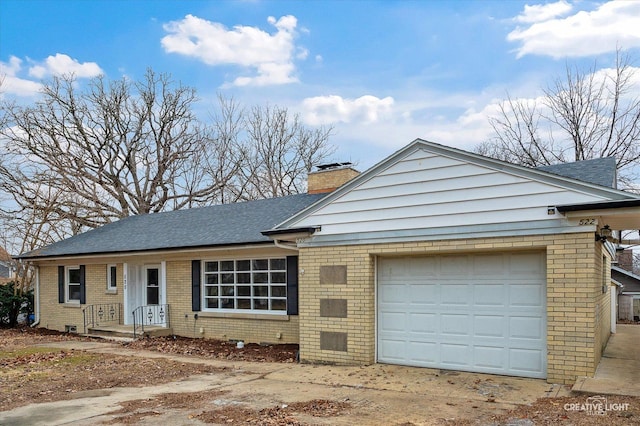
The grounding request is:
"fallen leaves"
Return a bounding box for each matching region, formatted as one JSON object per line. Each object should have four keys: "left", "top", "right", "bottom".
{"left": 195, "top": 399, "right": 351, "bottom": 425}
{"left": 122, "top": 336, "right": 299, "bottom": 363}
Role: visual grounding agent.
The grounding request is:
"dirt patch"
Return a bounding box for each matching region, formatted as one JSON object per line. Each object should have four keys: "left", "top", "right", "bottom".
{"left": 462, "top": 395, "right": 640, "bottom": 426}
{"left": 122, "top": 335, "right": 299, "bottom": 363}
{"left": 195, "top": 399, "right": 351, "bottom": 425}
{"left": 102, "top": 389, "right": 228, "bottom": 424}
{"left": 0, "top": 326, "right": 91, "bottom": 350}
{"left": 102, "top": 390, "right": 350, "bottom": 426}
{"left": 4, "top": 327, "right": 640, "bottom": 425}
{"left": 0, "top": 328, "right": 230, "bottom": 411}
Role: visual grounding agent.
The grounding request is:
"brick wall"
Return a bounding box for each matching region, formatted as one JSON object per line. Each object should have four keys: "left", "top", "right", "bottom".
{"left": 298, "top": 232, "right": 609, "bottom": 384}
{"left": 307, "top": 167, "right": 360, "bottom": 194}
{"left": 38, "top": 264, "right": 123, "bottom": 332}
{"left": 37, "top": 258, "right": 298, "bottom": 344}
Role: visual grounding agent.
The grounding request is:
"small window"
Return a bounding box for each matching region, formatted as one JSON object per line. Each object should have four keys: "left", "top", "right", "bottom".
{"left": 107, "top": 264, "right": 117, "bottom": 290}
{"left": 66, "top": 266, "right": 81, "bottom": 303}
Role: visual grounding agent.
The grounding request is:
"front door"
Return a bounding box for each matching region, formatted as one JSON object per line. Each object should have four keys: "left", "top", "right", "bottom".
{"left": 146, "top": 266, "right": 160, "bottom": 305}
{"left": 123, "top": 262, "right": 166, "bottom": 326}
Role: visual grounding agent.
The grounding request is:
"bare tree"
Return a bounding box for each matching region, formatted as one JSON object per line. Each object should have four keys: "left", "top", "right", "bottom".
{"left": 478, "top": 50, "right": 640, "bottom": 187}
{"left": 0, "top": 69, "right": 236, "bottom": 232}
{"left": 210, "top": 97, "right": 335, "bottom": 201}
{"left": 0, "top": 72, "right": 335, "bottom": 259}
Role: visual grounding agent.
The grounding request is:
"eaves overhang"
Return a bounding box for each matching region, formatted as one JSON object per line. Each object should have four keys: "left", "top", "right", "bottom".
{"left": 556, "top": 199, "right": 640, "bottom": 231}
{"left": 15, "top": 241, "right": 274, "bottom": 262}
{"left": 557, "top": 199, "right": 640, "bottom": 212}
{"left": 261, "top": 227, "right": 319, "bottom": 241}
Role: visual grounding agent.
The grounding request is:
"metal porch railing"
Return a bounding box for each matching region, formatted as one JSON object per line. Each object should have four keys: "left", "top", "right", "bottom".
{"left": 82, "top": 303, "right": 123, "bottom": 334}
{"left": 132, "top": 304, "right": 170, "bottom": 338}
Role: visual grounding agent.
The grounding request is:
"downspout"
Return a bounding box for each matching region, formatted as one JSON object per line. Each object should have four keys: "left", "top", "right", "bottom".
{"left": 273, "top": 239, "right": 299, "bottom": 251}
{"left": 30, "top": 265, "right": 40, "bottom": 327}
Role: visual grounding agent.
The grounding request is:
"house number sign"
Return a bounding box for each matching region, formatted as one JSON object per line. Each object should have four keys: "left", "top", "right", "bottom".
{"left": 578, "top": 218, "right": 597, "bottom": 225}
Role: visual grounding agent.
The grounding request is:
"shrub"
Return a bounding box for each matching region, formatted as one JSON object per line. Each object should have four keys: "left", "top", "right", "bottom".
{"left": 0, "top": 282, "right": 33, "bottom": 327}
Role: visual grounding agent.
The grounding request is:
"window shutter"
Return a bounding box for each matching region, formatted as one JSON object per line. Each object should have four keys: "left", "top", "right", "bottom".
{"left": 79, "top": 265, "right": 86, "bottom": 304}
{"left": 286, "top": 256, "right": 298, "bottom": 315}
{"left": 58, "top": 266, "right": 65, "bottom": 303}
{"left": 191, "top": 260, "right": 201, "bottom": 311}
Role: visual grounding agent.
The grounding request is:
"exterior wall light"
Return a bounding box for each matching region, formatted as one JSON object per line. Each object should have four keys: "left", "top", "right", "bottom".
{"left": 596, "top": 225, "right": 612, "bottom": 242}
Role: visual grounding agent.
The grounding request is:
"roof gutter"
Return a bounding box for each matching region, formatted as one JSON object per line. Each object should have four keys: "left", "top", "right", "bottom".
{"left": 556, "top": 198, "right": 640, "bottom": 212}
{"left": 261, "top": 226, "right": 321, "bottom": 251}
{"left": 17, "top": 242, "right": 275, "bottom": 262}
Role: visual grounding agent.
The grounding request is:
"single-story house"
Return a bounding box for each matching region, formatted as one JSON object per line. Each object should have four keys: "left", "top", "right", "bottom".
{"left": 19, "top": 139, "right": 640, "bottom": 384}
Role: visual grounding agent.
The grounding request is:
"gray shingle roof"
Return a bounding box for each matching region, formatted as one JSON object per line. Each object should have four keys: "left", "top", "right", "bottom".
{"left": 536, "top": 157, "right": 617, "bottom": 188}
{"left": 19, "top": 193, "right": 325, "bottom": 259}
{"left": 612, "top": 266, "right": 640, "bottom": 293}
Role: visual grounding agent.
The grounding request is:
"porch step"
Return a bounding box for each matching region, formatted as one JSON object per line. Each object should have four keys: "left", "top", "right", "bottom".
{"left": 87, "top": 325, "right": 173, "bottom": 340}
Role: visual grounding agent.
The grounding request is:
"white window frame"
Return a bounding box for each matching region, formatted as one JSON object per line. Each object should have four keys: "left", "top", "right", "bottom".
{"left": 66, "top": 265, "right": 81, "bottom": 304}
{"left": 107, "top": 264, "right": 117, "bottom": 292}
{"left": 202, "top": 258, "right": 287, "bottom": 314}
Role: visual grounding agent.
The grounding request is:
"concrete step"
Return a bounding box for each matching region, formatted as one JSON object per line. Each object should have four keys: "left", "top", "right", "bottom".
{"left": 87, "top": 325, "right": 173, "bottom": 340}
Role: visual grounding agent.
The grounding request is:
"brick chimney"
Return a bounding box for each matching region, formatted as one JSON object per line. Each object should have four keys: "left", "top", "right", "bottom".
{"left": 616, "top": 249, "right": 634, "bottom": 272}
{"left": 308, "top": 163, "right": 360, "bottom": 194}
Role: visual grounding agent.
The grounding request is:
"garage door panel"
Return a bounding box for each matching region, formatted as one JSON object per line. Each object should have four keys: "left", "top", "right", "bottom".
{"left": 473, "top": 315, "right": 505, "bottom": 337}
{"left": 473, "top": 254, "right": 505, "bottom": 275}
{"left": 440, "top": 256, "right": 468, "bottom": 275}
{"left": 510, "top": 316, "right": 544, "bottom": 340}
{"left": 509, "top": 284, "right": 544, "bottom": 307}
{"left": 475, "top": 284, "right": 506, "bottom": 306}
{"left": 509, "top": 348, "right": 544, "bottom": 373}
{"left": 378, "top": 312, "right": 406, "bottom": 332}
{"left": 409, "top": 283, "right": 438, "bottom": 304}
{"left": 440, "top": 343, "right": 471, "bottom": 366}
{"left": 474, "top": 346, "right": 505, "bottom": 369}
{"left": 408, "top": 313, "right": 437, "bottom": 333}
{"left": 379, "top": 283, "right": 406, "bottom": 303}
{"left": 378, "top": 252, "right": 546, "bottom": 379}
{"left": 440, "top": 314, "right": 470, "bottom": 336}
{"left": 378, "top": 339, "right": 407, "bottom": 361}
{"left": 408, "top": 342, "right": 438, "bottom": 363}
{"left": 440, "top": 284, "right": 471, "bottom": 305}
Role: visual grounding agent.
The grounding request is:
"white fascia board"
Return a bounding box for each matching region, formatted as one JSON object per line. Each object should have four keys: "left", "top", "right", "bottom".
{"left": 25, "top": 243, "right": 276, "bottom": 264}
{"left": 296, "top": 219, "right": 592, "bottom": 248}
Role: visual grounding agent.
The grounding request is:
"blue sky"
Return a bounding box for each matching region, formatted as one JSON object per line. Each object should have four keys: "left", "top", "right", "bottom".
{"left": 1, "top": 0, "right": 639, "bottom": 170}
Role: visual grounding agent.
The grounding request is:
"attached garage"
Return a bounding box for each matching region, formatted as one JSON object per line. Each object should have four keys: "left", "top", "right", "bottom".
{"left": 377, "top": 252, "right": 547, "bottom": 379}
{"left": 271, "top": 139, "right": 640, "bottom": 383}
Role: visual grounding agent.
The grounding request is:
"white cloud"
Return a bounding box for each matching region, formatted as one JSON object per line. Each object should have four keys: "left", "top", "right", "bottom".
{"left": 0, "top": 54, "right": 102, "bottom": 98}
{"left": 0, "top": 56, "right": 42, "bottom": 97}
{"left": 514, "top": 0, "right": 572, "bottom": 23}
{"left": 302, "top": 95, "right": 394, "bottom": 125}
{"left": 27, "top": 53, "right": 102, "bottom": 79}
{"left": 508, "top": 1, "right": 640, "bottom": 58}
{"left": 161, "top": 14, "right": 302, "bottom": 86}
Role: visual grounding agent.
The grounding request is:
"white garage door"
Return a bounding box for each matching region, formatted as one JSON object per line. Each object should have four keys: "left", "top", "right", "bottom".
{"left": 377, "top": 252, "right": 546, "bottom": 378}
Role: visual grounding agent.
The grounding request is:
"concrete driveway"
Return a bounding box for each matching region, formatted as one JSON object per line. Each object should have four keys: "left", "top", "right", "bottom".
{"left": 1, "top": 340, "right": 568, "bottom": 425}
{"left": 574, "top": 324, "right": 640, "bottom": 397}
